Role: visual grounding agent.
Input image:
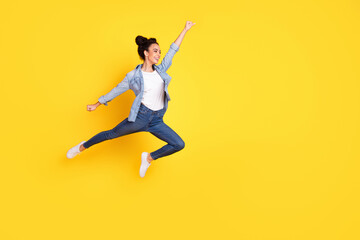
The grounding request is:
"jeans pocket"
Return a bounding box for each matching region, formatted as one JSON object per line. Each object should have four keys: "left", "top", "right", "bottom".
{"left": 138, "top": 106, "right": 147, "bottom": 114}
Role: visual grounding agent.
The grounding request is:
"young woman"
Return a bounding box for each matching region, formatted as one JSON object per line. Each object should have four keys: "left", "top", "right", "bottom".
{"left": 67, "top": 21, "right": 196, "bottom": 177}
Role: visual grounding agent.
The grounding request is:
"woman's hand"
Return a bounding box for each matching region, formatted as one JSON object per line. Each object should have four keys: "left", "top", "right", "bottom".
{"left": 87, "top": 104, "right": 98, "bottom": 112}
{"left": 184, "top": 21, "right": 196, "bottom": 31}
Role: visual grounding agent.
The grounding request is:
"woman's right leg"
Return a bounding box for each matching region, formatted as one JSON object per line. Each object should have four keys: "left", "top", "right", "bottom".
{"left": 82, "top": 117, "right": 147, "bottom": 149}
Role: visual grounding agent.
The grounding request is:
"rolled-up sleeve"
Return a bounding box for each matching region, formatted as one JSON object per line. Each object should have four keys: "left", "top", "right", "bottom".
{"left": 170, "top": 42, "right": 179, "bottom": 52}
{"left": 98, "top": 95, "right": 109, "bottom": 106}
{"left": 98, "top": 74, "right": 130, "bottom": 106}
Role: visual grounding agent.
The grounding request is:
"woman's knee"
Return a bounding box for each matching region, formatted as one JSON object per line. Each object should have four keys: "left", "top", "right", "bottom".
{"left": 173, "top": 138, "right": 185, "bottom": 151}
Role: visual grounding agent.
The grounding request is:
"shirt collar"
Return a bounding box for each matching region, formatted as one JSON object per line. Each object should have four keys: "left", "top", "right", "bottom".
{"left": 136, "top": 63, "right": 161, "bottom": 73}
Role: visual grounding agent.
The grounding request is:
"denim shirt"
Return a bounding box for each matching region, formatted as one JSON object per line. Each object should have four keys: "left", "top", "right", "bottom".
{"left": 98, "top": 42, "right": 180, "bottom": 122}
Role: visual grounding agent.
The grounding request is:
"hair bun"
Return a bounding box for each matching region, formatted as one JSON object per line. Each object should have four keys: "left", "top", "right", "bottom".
{"left": 135, "top": 35, "right": 158, "bottom": 61}
{"left": 135, "top": 35, "right": 147, "bottom": 46}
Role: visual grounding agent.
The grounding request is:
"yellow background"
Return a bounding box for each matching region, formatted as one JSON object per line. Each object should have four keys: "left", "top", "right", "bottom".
{"left": 1, "top": 0, "right": 359, "bottom": 239}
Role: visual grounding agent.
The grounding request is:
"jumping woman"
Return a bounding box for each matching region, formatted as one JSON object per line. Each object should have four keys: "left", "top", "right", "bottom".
{"left": 66, "top": 21, "right": 196, "bottom": 177}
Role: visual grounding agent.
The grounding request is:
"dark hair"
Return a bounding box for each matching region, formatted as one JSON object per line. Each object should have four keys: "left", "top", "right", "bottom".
{"left": 135, "top": 35, "right": 158, "bottom": 61}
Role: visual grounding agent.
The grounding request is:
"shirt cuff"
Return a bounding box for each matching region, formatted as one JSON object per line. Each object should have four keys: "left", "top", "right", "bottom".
{"left": 170, "top": 42, "right": 180, "bottom": 52}
{"left": 98, "top": 96, "right": 108, "bottom": 106}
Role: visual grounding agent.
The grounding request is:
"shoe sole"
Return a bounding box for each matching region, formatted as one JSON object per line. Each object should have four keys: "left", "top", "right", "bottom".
{"left": 140, "top": 152, "right": 149, "bottom": 177}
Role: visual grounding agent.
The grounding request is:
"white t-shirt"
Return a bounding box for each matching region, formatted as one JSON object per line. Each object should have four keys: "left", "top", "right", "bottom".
{"left": 141, "top": 70, "right": 165, "bottom": 111}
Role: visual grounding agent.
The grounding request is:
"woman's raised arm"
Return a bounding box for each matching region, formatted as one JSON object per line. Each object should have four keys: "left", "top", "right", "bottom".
{"left": 174, "top": 21, "right": 196, "bottom": 47}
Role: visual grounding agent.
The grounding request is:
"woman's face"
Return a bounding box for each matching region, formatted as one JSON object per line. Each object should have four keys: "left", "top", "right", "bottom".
{"left": 144, "top": 43, "right": 161, "bottom": 64}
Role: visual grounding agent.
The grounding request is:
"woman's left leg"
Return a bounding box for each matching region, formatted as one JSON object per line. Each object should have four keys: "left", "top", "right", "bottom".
{"left": 147, "top": 121, "right": 185, "bottom": 160}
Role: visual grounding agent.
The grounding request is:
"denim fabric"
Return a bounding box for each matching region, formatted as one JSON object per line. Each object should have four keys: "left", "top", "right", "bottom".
{"left": 82, "top": 103, "right": 185, "bottom": 160}
{"left": 98, "top": 42, "right": 180, "bottom": 122}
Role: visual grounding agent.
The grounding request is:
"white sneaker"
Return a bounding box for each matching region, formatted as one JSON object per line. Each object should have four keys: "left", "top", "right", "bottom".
{"left": 66, "top": 141, "right": 86, "bottom": 159}
{"left": 139, "top": 152, "right": 151, "bottom": 178}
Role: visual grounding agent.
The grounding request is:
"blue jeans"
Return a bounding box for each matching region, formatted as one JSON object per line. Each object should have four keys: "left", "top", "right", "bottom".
{"left": 82, "top": 103, "right": 185, "bottom": 160}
